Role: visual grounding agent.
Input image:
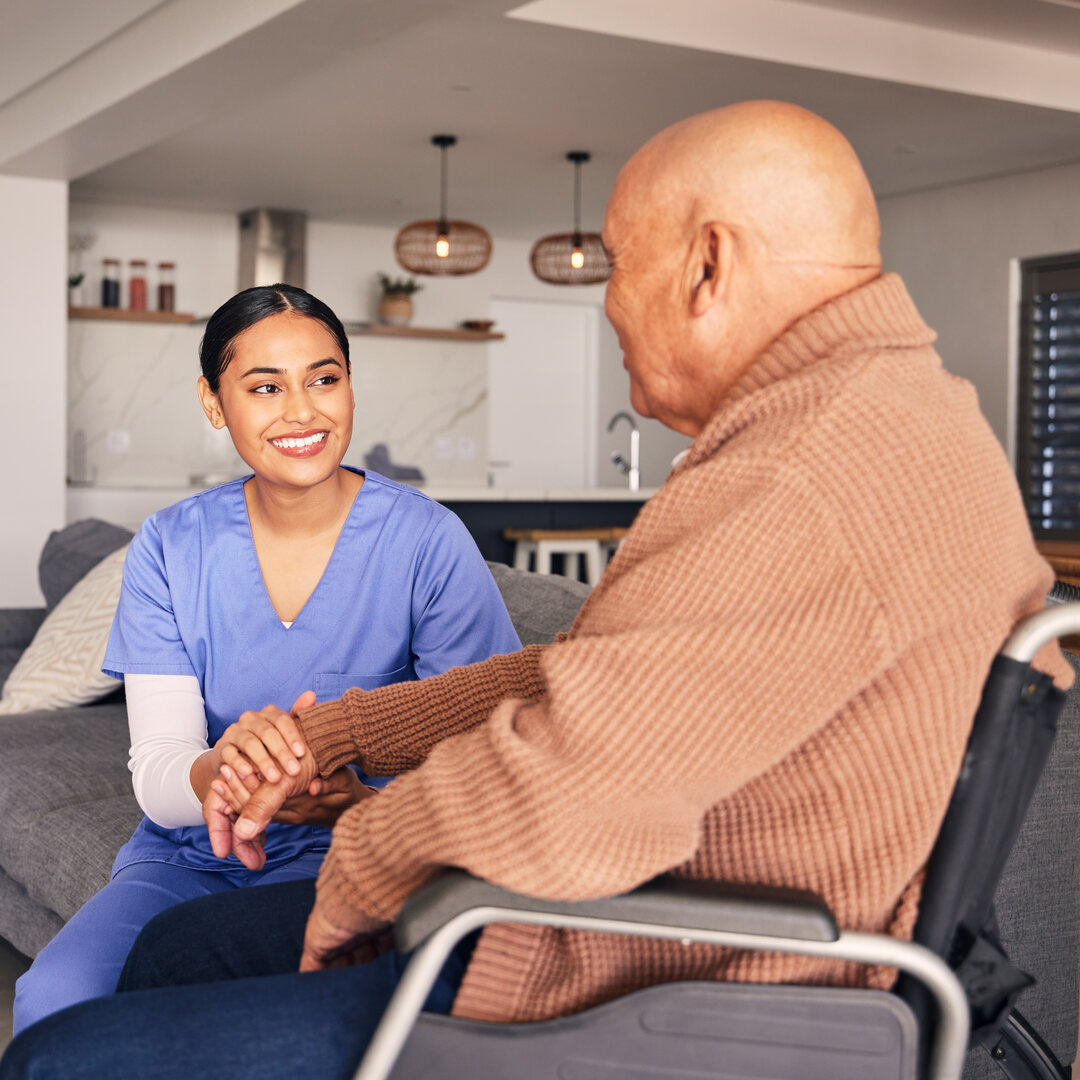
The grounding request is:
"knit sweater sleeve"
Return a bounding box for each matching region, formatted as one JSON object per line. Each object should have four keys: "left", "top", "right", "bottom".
{"left": 311, "top": 471, "right": 897, "bottom": 923}
{"left": 298, "top": 644, "right": 549, "bottom": 777}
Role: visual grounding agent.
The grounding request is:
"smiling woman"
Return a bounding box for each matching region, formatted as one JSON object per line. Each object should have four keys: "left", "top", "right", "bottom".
{"left": 12, "top": 284, "right": 522, "bottom": 1034}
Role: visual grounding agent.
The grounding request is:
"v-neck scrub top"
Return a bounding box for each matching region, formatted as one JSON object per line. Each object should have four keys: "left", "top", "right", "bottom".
{"left": 103, "top": 468, "right": 522, "bottom": 875}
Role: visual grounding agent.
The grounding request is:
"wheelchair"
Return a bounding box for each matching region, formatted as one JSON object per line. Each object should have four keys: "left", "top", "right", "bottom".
{"left": 353, "top": 601, "right": 1080, "bottom": 1080}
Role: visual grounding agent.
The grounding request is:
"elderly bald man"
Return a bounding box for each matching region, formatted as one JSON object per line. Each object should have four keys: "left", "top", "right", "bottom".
{"left": 1, "top": 101, "right": 1067, "bottom": 1079}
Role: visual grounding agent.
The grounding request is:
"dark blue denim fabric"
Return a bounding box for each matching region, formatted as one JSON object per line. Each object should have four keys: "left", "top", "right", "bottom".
{"left": 1, "top": 880, "right": 475, "bottom": 1080}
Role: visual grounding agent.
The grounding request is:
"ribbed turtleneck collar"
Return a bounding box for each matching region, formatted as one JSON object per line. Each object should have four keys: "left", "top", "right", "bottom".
{"left": 678, "top": 273, "right": 936, "bottom": 469}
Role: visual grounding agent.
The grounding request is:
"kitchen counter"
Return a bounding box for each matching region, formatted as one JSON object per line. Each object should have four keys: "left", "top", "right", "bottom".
{"left": 66, "top": 484, "right": 656, "bottom": 540}
{"left": 417, "top": 486, "right": 657, "bottom": 502}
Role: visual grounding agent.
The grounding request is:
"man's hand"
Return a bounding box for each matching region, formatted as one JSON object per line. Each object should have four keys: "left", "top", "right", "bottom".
{"left": 204, "top": 784, "right": 269, "bottom": 870}
{"left": 213, "top": 764, "right": 371, "bottom": 825}
{"left": 273, "top": 769, "right": 375, "bottom": 827}
{"left": 300, "top": 885, "right": 393, "bottom": 972}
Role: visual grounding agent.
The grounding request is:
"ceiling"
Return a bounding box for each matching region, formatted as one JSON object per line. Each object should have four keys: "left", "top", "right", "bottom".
{"left": 2, "top": 0, "right": 1080, "bottom": 239}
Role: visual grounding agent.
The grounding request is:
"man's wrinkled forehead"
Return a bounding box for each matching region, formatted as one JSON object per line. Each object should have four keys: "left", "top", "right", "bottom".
{"left": 603, "top": 153, "right": 680, "bottom": 251}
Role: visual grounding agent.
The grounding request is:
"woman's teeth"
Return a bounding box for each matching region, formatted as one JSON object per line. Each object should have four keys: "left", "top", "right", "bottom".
{"left": 272, "top": 432, "right": 327, "bottom": 449}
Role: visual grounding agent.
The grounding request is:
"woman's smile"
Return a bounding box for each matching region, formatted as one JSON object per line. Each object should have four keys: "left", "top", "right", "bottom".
{"left": 269, "top": 429, "right": 329, "bottom": 456}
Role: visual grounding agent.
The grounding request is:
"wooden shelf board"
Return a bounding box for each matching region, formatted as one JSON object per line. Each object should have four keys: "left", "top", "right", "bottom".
{"left": 344, "top": 323, "right": 504, "bottom": 341}
{"left": 69, "top": 306, "right": 196, "bottom": 324}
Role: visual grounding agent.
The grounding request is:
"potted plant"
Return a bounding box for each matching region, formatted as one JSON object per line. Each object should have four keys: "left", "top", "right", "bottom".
{"left": 376, "top": 273, "right": 423, "bottom": 327}
{"left": 68, "top": 230, "right": 96, "bottom": 307}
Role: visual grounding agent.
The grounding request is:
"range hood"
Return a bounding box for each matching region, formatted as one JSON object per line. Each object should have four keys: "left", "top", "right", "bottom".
{"left": 237, "top": 208, "right": 307, "bottom": 290}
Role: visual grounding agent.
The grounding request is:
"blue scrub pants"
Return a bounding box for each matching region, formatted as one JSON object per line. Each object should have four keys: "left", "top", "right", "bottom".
{"left": 11, "top": 851, "right": 326, "bottom": 1036}
{"left": 1, "top": 880, "right": 474, "bottom": 1080}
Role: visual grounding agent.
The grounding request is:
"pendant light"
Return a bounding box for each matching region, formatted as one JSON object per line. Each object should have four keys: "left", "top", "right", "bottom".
{"left": 530, "top": 151, "right": 611, "bottom": 286}
{"left": 395, "top": 135, "right": 492, "bottom": 276}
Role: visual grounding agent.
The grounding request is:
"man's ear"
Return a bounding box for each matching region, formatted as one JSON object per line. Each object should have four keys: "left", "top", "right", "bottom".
{"left": 197, "top": 376, "right": 227, "bottom": 430}
{"left": 688, "top": 221, "right": 735, "bottom": 318}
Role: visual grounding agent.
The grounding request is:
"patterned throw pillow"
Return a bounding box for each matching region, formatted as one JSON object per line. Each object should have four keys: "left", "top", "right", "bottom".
{"left": 0, "top": 545, "right": 128, "bottom": 714}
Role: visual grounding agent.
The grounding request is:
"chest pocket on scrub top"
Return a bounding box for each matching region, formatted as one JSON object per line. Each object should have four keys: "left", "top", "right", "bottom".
{"left": 313, "top": 663, "right": 412, "bottom": 704}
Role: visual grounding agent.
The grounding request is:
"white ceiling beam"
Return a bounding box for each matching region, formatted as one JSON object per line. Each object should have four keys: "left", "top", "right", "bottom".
{"left": 508, "top": 0, "right": 1080, "bottom": 114}
{"left": 0, "top": 0, "right": 307, "bottom": 176}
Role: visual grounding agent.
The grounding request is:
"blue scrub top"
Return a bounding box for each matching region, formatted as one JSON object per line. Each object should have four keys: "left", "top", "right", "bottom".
{"left": 103, "top": 468, "right": 521, "bottom": 874}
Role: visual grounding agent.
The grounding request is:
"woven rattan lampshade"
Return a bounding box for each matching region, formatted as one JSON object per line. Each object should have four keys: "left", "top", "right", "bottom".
{"left": 395, "top": 135, "right": 492, "bottom": 277}
{"left": 530, "top": 151, "right": 611, "bottom": 286}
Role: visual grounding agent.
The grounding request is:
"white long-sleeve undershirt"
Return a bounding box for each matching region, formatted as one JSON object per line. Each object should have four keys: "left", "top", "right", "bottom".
{"left": 125, "top": 673, "right": 209, "bottom": 829}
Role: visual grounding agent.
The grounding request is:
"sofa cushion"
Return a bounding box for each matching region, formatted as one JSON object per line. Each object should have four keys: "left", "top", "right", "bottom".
{"left": 0, "top": 546, "right": 127, "bottom": 714}
{"left": 0, "top": 608, "right": 47, "bottom": 689}
{"left": 0, "top": 703, "right": 139, "bottom": 921}
{"left": 39, "top": 518, "right": 134, "bottom": 614}
{"left": 486, "top": 560, "right": 590, "bottom": 646}
{"left": 19, "top": 796, "right": 145, "bottom": 923}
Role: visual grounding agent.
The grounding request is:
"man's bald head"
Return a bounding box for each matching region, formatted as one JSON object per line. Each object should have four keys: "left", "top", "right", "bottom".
{"left": 614, "top": 100, "right": 881, "bottom": 268}
{"left": 603, "top": 101, "right": 883, "bottom": 435}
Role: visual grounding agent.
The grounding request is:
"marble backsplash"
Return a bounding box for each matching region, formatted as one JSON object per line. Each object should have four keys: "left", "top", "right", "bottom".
{"left": 68, "top": 320, "right": 489, "bottom": 489}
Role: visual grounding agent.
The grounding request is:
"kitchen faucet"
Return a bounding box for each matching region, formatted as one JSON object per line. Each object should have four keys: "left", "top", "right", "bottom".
{"left": 607, "top": 411, "right": 640, "bottom": 492}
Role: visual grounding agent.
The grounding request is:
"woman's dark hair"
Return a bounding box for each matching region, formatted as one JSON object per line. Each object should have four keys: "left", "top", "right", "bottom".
{"left": 199, "top": 284, "right": 350, "bottom": 393}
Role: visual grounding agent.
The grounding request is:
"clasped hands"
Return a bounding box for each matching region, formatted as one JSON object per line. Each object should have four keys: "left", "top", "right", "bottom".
{"left": 202, "top": 692, "right": 390, "bottom": 970}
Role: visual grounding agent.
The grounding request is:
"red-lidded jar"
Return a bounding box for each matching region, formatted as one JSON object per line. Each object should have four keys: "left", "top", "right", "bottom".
{"left": 129, "top": 260, "right": 148, "bottom": 311}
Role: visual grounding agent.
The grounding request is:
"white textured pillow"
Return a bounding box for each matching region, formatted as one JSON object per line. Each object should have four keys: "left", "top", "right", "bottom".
{"left": 0, "top": 545, "right": 128, "bottom": 714}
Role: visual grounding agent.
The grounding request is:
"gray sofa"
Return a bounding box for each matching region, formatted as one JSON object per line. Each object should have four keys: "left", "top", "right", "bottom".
{"left": 0, "top": 521, "right": 1076, "bottom": 1076}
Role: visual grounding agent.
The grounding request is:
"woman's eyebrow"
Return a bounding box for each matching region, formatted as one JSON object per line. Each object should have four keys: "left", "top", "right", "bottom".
{"left": 238, "top": 358, "right": 342, "bottom": 378}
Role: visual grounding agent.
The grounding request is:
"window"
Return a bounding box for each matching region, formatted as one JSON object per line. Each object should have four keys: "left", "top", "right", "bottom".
{"left": 1018, "top": 252, "right": 1080, "bottom": 540}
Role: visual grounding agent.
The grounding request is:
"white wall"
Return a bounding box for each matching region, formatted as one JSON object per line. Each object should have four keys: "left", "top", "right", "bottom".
{"left": 0, "top": 176, "right": 67, "bottom": 606}
{"left": 69, "top": 203, "right": 689, "bottom": 490}
{"left": 878, "top": 158, "right": 1080, "bottom": 456}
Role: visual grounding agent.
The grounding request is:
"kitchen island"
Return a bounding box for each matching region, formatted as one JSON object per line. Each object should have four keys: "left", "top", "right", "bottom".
{"left": 425, "top": 487, "right": 655, "bottom": 563}
{"left": 66, "top": 484, "right": 656, "bottom": 565}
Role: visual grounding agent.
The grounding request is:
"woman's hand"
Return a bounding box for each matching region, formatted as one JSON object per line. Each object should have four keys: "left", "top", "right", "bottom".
{"left": 213, "top": 691, "right": 318, "bottom": 786}
{"left": 190, "top": 692, "right": 319, "bottom": 806}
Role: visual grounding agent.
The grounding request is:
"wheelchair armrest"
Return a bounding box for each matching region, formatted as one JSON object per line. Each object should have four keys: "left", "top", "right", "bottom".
{"left": 394, "top": 869, "right": 839, "bottom": 954}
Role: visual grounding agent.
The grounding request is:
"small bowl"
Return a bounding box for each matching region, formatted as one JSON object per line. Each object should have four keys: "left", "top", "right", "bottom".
{"left": 461, "top": 319, "right": 495, "bottom": 332}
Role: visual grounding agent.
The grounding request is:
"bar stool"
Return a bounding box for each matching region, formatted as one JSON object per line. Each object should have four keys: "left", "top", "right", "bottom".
{"left": 503, "top": 528, "right": 628, "bottom": 586}
{"left": 600, "top": 527, "right": 629, "bottom": 565}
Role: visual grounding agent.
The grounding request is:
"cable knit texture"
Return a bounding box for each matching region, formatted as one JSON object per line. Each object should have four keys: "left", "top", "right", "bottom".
{"left": 299, "top": 274, "right": 1071, "bottom": 1025}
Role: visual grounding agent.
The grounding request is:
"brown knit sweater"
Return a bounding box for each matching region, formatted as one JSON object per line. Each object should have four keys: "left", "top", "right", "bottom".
{"left": 299, "top": 274, "right": 1071, "bottom": 1024}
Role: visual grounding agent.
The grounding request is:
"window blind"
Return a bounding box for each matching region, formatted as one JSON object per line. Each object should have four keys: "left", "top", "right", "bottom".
{"left": 1018, "top": 252, "right": 1080, "bottom": 539}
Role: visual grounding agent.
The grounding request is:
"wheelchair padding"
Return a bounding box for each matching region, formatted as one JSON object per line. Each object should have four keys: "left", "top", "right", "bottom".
{"left": 896, "top": 654, "right": 1064, "bottom": 1054}
{"left": 913, "top": 655, "right": 1064, "bottom": 967}
{"left": 390, "top": 982, "right": 919, "bottom": 1080}
{"left": 961, "top": 647, "right": 1080, "bottom": 1078}
{"left": 394, "top": 870, "right": 838, "bottom": 955}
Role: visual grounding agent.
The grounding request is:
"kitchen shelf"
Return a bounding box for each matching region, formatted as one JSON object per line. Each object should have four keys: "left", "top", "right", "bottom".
{"left": 344, "top": 323, "right": 504, "bottom": 342}
{"left": 69, "top": 306, "right": 196, "bottom": 324}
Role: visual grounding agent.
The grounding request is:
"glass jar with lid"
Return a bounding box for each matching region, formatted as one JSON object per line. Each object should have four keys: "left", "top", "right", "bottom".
{"left": 128, "top": 260, "right": 148, "bottom": 311}
{"left": 157, "top": 262, "right": 176, "bottom": 313}
{"left": 101, "top": 258, "right": 120, "bottom": 308}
